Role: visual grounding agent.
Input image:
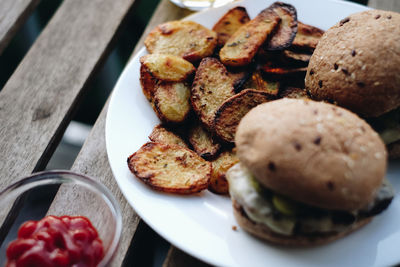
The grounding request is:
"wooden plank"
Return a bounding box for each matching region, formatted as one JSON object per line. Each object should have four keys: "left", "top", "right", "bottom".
{"left": 0, "top": 0, "right": 137, "bottom": 189}
{"left": 0, "top": 0, "right": 40, "bottom": 55}
{"left": 368, "top": 0, "right": 400, "bottom": 12}
{"left": 47, "top": 100, "right": 140, "bottom": 267}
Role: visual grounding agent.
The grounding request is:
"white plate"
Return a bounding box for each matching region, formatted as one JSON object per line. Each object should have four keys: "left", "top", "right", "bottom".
{"left": 106, "top": 1, "right": 400, "bottom": 266}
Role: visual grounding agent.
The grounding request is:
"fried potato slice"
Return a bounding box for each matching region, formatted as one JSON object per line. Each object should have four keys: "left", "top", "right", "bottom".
{"left": 291, "top": 21, "right": 324, "bottom": 52}
{"left": 209, "top": 149, "right": 239, "bottom": 194}
{"left": 140, "top": 54, "right": 195, "bottom": 82}
{"left": 214, "top": 89, "right": 273, "bottom": 142}
{"left": 245, "top": 70, "right": 280, "bottom": 96}
{"left": 265, "top": 2, "right": 298, "bottom": 50}
{"left": 144, "top": 20, "right": 217, "bottom": 62}
{"left": 227, "top": 66, "right": 251, "bottom": 92}
{"left": 212, "top": 6, "right": 250, "bottom": 47}
{"left": 279, "top": 86, "right": 309, "bottom": 99}
{"left": 261, "top": 61, "right": 307, "bottom": 80}
{"left": 219, "top": 7, "right": 280, "bottom": 67}
{"left": 128, "top": 142, "right": 211, "bottom": 194}
{"left": 149, "top": 124, "right": 188, "bottom": 148}
{"left": 191, "top": 57, "right": 235, "bottom": 128}
{"left": 154, "top": 81, "right": 191, "bottom": 123}
{"left": 281, "top": 50, "right": 311, "bottom": 67}
{"left": 188, "top": 122, "right": 221, "bottom": 160}
{"left": 140, "top": 64, "right": 157, "bottom": 103}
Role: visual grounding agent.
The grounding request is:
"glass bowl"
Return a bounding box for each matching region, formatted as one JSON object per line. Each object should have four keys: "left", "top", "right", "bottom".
{"left": 0, "top": 170, "right": 122, "bottom": 266}
{"left": 169, "top": 0, "right": 236, "bottom": 11}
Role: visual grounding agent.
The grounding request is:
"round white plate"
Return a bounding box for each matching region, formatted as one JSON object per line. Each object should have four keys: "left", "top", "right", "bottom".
{"left": 106, "top": 1, "right": 400, "bottom": 266}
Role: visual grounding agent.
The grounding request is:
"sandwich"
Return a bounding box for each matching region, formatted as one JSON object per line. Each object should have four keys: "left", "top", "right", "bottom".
{"left": 304, "top": 10, "right": 400, "bottom": 158}
{"left": 227, "top": 98, "right": 394, "bottom": 245}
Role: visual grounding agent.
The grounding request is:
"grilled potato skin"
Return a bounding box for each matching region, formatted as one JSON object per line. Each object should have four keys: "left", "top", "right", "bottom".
{"left": 212, "top": 6, "right": 250, "bottom": 47}
{"left": 261, "top": 61, "right": 307, "bottom": 79}
{"left": 219, "top": 7, "right": 280, "bottom": 67}
{"left": 140, "top": 54, "right": 195, "bottom": 82}
{"left": 140, "top": 64, "right": 158, "bottom": 103}
{"left": 227, "top": 66, "right": 252, "bottom": 92}
{"left": 214, "top": 89, "right": 273, "bottom": 143}
{"left": 266, "top": 2, "right": 298, "bottom": 50}
{"left": 209, "top": 150, "right": 239, "bottom": 194}
{"left": 188, "top": 122, "right": 221, "bottom": 160}
{"left": 191, "top": 57, "right": 235, "bottom": 128}
{"left": 281, "top": 50, "right": 311, "bottom": 67}
{"left": 144, "top": 20, "right": 217, "bottom": 62}
{"left": 149, "top": 124, "right": 188, "bottom": 148}
{"left": 154, "top": 82, "right": 191, "bottom": 123}
{"left": 128, "top": 142, "right": 211, "bottom": 194}
{"left": 291, "top": 21, "right": 324, "bottom": 52}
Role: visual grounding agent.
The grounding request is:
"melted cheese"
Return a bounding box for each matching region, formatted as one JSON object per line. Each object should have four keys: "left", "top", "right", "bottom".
{"left": 227, "top": 163, "right": 295, "bottom": 235}
{"left": 226, "top": 163, "right": 370, "bottom": 236}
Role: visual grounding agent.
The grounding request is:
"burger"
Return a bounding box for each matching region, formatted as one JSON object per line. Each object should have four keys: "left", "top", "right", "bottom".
{"left": 227, "top": 99, "right": 394, "bottom": 245}
{"left": 304, "top": 10, "right": 400, "bottom": 158}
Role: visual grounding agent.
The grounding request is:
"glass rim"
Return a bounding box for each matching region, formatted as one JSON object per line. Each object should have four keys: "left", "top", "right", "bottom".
{"left": 0, "top": 170, "right": 122, "bottom": 266}
{"left": 168, "top": 0, "right": 235, "bottom": 11}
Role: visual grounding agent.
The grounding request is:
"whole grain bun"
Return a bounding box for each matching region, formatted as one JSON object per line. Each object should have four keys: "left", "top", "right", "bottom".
{"left": 305, "top": 10, "right": 400, "bottom": 118}
{"left": 235, "top": 99, "right": 387, "bottom": 211}
{"left": 232, "top": 200, "right": 372, "bottom": 246}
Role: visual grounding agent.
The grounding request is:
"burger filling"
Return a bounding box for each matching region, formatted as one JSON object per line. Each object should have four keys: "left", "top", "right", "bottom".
{"left": 368, "top": 107, "right": 400, "bottom": 145}
{"left": 227, "top": 163, "right": 394, "bottom": 236}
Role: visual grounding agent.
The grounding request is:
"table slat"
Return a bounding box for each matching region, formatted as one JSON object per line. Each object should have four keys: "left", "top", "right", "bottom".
{"left": 47, "top": 100, "right": 140, "bottom": 267}
{"left": 0, "top": 0, "right": 40, "bottom": 55}
{"left": 0, "top": 0, "right": 137, "bottom": 189}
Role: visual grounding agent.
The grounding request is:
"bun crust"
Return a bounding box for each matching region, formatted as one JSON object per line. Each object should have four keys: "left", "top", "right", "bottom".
{"left": 305, "top": 10, "right": 400, "bottom": 118}
{"left": 232, "top": 200, "right": 372, "bottom": 246}
{"left": 235, "top": 99, "right": 387, "bottom": 211}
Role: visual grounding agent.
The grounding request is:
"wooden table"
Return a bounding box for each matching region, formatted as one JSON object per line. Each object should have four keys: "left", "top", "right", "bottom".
{"left": 0, "top": 0, "right": 398, "bottom": 266}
